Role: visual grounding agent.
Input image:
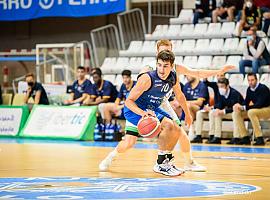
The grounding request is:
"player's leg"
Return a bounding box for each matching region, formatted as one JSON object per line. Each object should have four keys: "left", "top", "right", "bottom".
{"left": 153, "top": 116, "right": 184, "bottom": 176}
{"left": 99, "top": 117, "right": 139, "bottom": 171}
{"left": 160, "top": 100, "right": 206, "bottom": 172}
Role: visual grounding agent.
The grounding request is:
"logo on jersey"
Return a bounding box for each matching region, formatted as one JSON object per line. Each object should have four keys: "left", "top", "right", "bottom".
{"left": 0, "top": 177, "right": 260, "bottom": 199}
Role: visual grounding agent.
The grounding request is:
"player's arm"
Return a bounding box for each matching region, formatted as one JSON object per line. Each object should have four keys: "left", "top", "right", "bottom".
{"left": 24, "top": 87, "right": 31, "bottom": 104}
{"left": 172, "top": 79, "right": 193, "bottom": 126}
{"left": 175, "top": 64, "right": 235, "bottom": 79}
{"left": 188, "top": 98, "right": 204, "bottom": 107}
{"left": 125, "top": 74, "right": 151, "bottom": 117}
{"left": 115, "top": 98, "right": 121, "bottom": 105}
{"left": 72, "top": 93, "right": 88, "bottom": 104}
{"left": 34, "top": 90, "right": 41, "bottom": 104}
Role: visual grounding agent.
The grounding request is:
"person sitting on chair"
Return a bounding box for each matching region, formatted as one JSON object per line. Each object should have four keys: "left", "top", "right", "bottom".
{"left": 232, "top": 73, "right": 270, "bottom": 145}
{"left": 24, "top": 73, "right": 49, "bottom": 106}
{"left": 64, "top": 66, "right": 92, "bottom": 106}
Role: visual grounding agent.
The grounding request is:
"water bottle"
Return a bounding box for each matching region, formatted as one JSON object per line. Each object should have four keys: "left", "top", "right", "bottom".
{"left": 105, "top": 124, "right": 114, "bottom": 141}
{"left": 99, "top": 123, "right": 105, "bottom": 141}
{"left": 94, "top": 123, "right": 102, "bottom": 141}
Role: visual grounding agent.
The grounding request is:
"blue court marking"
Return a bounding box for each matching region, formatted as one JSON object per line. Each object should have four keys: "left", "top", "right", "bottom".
{"left": 0, "top": 177, "right": 261, "bottom": 199}
{"left": 0, "top": 138, "right": 270, "bottom": 154}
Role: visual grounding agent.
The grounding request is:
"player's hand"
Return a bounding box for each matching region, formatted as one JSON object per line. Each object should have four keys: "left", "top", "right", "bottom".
{"left": 185, "top": 113, "right": 193, "bottom": 128}
{"left": 220, "top": 65, "right": 236, "bottom": 74}
{"left": 142, "top": 110, "right": 156, "bottom": 118}
{"left": 203, "top": 104, "right": 211, "bottom": 112}
{"left": 213, "top": 109, "right": 224, "bottom": 116}
{"left": 233, "top": 103, "right": 242, "bottom": 112}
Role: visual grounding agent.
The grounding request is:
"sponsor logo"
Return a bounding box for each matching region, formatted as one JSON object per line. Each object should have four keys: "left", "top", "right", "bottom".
{"left": 0, "top": 177, "right": 260, "bottom": 199}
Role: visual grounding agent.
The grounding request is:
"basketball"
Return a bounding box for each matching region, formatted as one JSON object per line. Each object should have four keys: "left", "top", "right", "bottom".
{"left": 137, "top": 116, "right": 161, "bottom": 138}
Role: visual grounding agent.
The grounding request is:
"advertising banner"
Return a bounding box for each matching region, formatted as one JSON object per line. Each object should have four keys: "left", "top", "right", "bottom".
{"left": 20, "top": 105, "right": 97, "bottom": 140}
{"left": 0, "top": 106, "right": 29, "bottom": 137}
{"left": 0, "top": 0, "right": 126, "bottom": 21}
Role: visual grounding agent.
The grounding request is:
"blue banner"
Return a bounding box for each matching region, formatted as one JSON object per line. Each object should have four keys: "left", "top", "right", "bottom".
{"left": 0, "top": 0, "right": 126, "bottom": 21}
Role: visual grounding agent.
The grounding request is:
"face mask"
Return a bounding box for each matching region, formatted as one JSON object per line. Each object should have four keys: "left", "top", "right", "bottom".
{"left": 247, "top": 35, "right": 253, "bottom": 41}
{"left": 219, "top": 88, "right": 226, "bottom": 96}
{"left": 27, "top": 82, "right": 34, "bottom": 87}
{"left": 246, "top": 2, "right": 252, "bottom": 8}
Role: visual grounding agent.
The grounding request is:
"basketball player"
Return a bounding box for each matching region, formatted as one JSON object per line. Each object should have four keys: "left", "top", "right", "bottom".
{"left": 140, "top": 40, "right": 235, "bottom": 172}
{"left": 100, "top": 40, "right": 235, "bottom": 173}
{"left": 100, "top": 50, "right": 192, "bottom": 176}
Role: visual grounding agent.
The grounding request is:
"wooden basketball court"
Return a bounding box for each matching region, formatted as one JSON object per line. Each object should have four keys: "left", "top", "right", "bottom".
{"left": 0, "top": 138, "right": 269, "bottom": 199}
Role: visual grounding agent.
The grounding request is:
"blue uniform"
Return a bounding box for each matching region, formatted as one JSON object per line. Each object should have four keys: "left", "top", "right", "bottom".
{"left": 71, "top": 79, "right": 92, "bottom": 100}
{"left": 124, "top": 70, "right": 177, "bottom": 134}
{"left": 117, "top": 81, "right": 137, "bottom": 101}
{"left": 117, "top": 80, "right": 136, "bottom": 119}
{"left": 87, "top": 80, "right": 118, "bottom": 103}
{"left": 183, "top": 81, "right": 209, "bottom": 108}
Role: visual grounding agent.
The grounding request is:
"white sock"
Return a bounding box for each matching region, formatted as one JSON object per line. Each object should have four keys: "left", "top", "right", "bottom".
{"left": 109, "top": 148, "right": 118, "bottom": 158}
{"left": 183, "top": 151, "right": 193, "bottom": 165}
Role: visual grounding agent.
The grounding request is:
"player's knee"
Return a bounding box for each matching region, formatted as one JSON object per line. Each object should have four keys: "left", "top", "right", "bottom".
{"left": 124, "top": 136, "right": 137, "bottom": 148}
{"left": 247, "top": 109, "right": 256, "bottom": 118}
{"left": 161, "top": 118, "right": 174, "bottom": 131}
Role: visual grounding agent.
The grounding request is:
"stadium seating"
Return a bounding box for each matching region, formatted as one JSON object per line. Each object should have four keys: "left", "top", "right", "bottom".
{"left": 169, "top": 9, "right": 193, "bottom": 24}
{"left": 12, "top": 94, "right": 26, "bottom": 106}
{"left": 2, "top": 93, "right": 12, "bottom": 105}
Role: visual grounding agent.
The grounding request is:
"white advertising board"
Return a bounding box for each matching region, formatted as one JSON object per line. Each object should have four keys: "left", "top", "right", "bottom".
{"left": 21, "top": 106, "right": 96, "bottom": 140}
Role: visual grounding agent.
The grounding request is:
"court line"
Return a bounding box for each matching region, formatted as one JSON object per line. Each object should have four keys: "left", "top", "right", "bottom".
{"left": 0, "top": 138, "right": 269, "bottom": 154}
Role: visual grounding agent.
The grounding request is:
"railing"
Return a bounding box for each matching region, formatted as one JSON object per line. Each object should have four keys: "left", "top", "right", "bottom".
{"left": 148, "top": 0, "right": 180, "bottom": 33}
{"left": 90, "top": 24, "right": 121, "bottom": 67}
{"left": 117, "top": 8, "right": 146, "bottom": 49}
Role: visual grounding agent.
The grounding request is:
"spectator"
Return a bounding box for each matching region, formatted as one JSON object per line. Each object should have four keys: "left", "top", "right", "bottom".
{"left": 64, "top": 66, "right": 92, "bottom": 106}
{"left": 192, "top": 73, "right": 225, "bottom": 143}
{"left": 194, "top": 78, "right": 244, "bottom": 144}
{"left": 193, "top": 0, "right": 216, "bottom": 24}
{"left": 182, "top": 76, "right": 209, "bottom": 139}
{"left": 0, "top": 85, "right": 2, "bottom": 105}
{"left": 239, "top": 27, "right": 270, "bottom": 74}
{"left": 231, "top": 73, "right": 270, "bottom": 145}
{"left": 236, "top": 0, "right": 261, "bottom": 37}
{"left": 254, "top": 0, "right": 270, "bottom": 35}
{"left": 99, "top": 70, "right": 136, "bottom": 125}
{"left": 24, "top": 73, "right": 49, "bottom": 105}
{"left": 212, "top": 0, "right": 244, "bottom": 23}
{"left": 83, "top": 69, "right": 118, "bottom": 106}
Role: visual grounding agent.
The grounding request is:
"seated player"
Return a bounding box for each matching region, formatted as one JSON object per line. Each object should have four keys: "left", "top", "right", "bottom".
{"left": 182, "top": 76, "right": 209, "bottom": 139}
{"left": 83, "top": 69, "right": 118, "bottom": 106}
{"left": 64, "top": 66, "right": 92, "bottom": 106}
{"left": 99, "top": 70, "right": 136, "bottom": 130}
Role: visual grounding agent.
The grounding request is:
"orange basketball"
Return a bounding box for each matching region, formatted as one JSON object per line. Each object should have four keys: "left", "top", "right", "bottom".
{"left": 137, "top": 116, "right": 161, "bottom": 138}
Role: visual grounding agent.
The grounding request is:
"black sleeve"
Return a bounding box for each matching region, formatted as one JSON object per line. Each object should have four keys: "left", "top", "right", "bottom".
{"left": 0, "top": 85, "right": 2, "bottom": 105}
{"left": 205, "top": 81, "right": 217, "bottom": 89}
{"left": 247, "top": 86, "right": 270, "bottom": 110}
{"left": 225, "top": 91, "right": 244, "bottom": 114}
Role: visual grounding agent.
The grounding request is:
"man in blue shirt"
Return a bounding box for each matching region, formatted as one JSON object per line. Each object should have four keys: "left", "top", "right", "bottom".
{"left": 99, "top": 50, "right": 192, "bottom": 176}
{"left": 232, "top": 73, "right": 270, "bottom": 145}
{"left": 64, "top": 66, "right": 92, "bottom": 106}
{"left": 99, "top": 70, "right": 136, "bottom": 125}
{"left": 181, "top": 76, "right": 209, "bottom": 142}
{"left": 83, "top": 69, "right": 118, "bottom": 105}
